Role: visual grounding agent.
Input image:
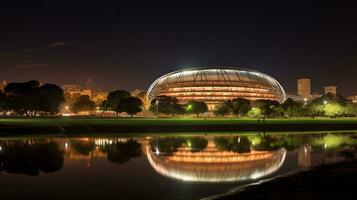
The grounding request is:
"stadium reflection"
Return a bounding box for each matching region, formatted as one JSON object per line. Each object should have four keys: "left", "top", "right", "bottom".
{"left": 146, "top": 136, "right": 286, "bottom": 182}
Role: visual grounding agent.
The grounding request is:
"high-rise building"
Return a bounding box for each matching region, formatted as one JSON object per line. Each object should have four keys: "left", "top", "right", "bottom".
{"left": 324, "top": 86, "right": 337, "bottom": 95}
{"left": 297, "top": 78, "right": 311, "bottom": 98}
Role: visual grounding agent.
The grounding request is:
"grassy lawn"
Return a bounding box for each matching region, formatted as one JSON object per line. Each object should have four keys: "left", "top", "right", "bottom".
{"left": 1, "top": 117, "right": 357, "bottom": 127}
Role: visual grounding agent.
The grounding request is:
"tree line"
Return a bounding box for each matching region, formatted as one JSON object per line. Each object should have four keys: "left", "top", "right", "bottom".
{"left": 214, "top": 93, "right": 357, "bottom": 118}
{"left": 0, "top": 80, "right": 64, "bottom": 116}
{"left": 148, "top": 93, "right": 357, "bottom": 118}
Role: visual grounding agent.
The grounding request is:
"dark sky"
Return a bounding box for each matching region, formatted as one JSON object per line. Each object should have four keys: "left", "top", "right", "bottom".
{"left": 0, "top": 1, "right": 356, "bottom": 95}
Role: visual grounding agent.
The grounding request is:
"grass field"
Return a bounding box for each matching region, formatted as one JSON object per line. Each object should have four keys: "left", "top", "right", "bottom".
{"left": 1, "top": 117, "right": 357, "bottom": 126}
{"left": 1, "top": 117, "right": 357, "bottom": 134}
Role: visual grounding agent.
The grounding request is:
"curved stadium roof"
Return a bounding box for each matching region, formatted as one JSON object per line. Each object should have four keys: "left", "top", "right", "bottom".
{"left": 147, "top": 67, "right": 286, "bottom": 108}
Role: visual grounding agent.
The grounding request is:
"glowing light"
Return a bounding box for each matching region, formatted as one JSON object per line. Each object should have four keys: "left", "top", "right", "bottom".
{"left": 0, "top": 146, "right": 2, "bottom": 151}
{"left": 65, "top": 142, "right": 68, "bottom": 149}
{"left": 155, "top": 147, "right": 160, "bottom": 155}
{"left": 65, "top": 106, "right": 69, "bottom": 110}
{"left": 186, "top": 104, "right": 193, "bottom": 111}
{"left": 324, "top": 100, "right": 327, "bottom": 105}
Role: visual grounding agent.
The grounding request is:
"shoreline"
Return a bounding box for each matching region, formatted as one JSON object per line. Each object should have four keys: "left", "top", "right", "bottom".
{"left": 1, "top": 117, "right": 357, "bottom": 134}
{"left": 212, "top": 160, "right": 357, "bottom": 200}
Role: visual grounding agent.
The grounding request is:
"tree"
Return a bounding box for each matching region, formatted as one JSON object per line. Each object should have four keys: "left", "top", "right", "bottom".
{"left": 186, "top": 137, "right": 208, "bottom": 152}
{"left": 0, "top": 91, "right": 8, "bottom": 116}
{"left": 0, "top": 140, "right": 64, "bottom": 176}
{"left": 149, "top": 95, "right": 184, "bottom": 116}
{"left": 255, "top": 100, "right": 283, "bottom": 117}
{"left": 4, "top": 81, "right": 64, "bottom": 116}
{"left": 36, "top": 84, "right": 65, "bottom": 115}
{"left": 214, "top": 136, "right": 251, "bottom": 153}
{"left": 72, "top": 95, "right": 96, "bottom": 113}
{"left": 282, "top": 98, "right": 303, "bottom": 117}
{"left": 116, "top": 97, "right": 143, "bottom": 117}
{"left": 185, "top": 101, "right": 208, "bottom": 117}
{"left": 307, "top": 93, "right": 348, "bottom": 117}
{"left": 247, "top": 107, "right": 262, "bottom": 118}
{"left": 231, "top": 98, "right": 251, "bottom": 116}
{"left": 104, "top": 139, "right": 142, "bottom": 164}
{"left": 213, "top": 101, "right": 232, "bottom": 116}
{"left": 106, "top": 90, "right": 131, "bottom": 111}
{"left": 99, "top": 100, "right": 111, "bottom": 111}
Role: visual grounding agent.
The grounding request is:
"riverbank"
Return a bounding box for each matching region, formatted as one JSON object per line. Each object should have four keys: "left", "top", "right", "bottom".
{"left": 214, "top": 160, "right": 357, "bottom": 200}
{"left": 1, "top": 117, "right": 357, "bottom": 134}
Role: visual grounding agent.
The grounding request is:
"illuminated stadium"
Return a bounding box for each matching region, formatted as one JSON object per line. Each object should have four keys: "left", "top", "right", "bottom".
{"left": 146, "top": 140, "right": 286, "bottom": 182}
{"left": 147, "top": 67, "right": 286, "bottom": 109}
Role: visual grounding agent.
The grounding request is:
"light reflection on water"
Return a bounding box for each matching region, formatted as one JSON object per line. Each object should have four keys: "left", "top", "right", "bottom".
{"left": 0, "top": 132, "right": 356, "bottom": 200}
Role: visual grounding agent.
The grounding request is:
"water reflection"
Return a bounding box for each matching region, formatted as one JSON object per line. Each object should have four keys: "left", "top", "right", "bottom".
{"left": 147, "top": 137, "right": 286, "bottom": 182}
{"left": 0, "top": 132, "right": 356, "bottom": 181}
{"left": 0, "top": 140, "right": 64, "bottom": 176}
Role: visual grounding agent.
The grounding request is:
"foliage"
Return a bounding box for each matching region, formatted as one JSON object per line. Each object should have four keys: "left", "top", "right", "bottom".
{"left": 213, "top": 102, "right": 231, "bottom": 116}
{"left": 254, "top": 100, "right": 283, "bottom": 117}
{"left": 106, "top": 90, "right": 131, "bottom": 111}
{"left": 214, "top": 136, "right": 251, "bottom": 153}
{"left": 1, "top": 81, "right": 64, "bottom": 115}
{"left": 186, "top": 137, "right": 208, "bottom": 152}
{"left": 72, "top": 95, "right": 96, "bottom": 113}
{"left": 282, "top": 98, "right": 303, "bottom": 117}
{"left": 324, "top": 102, "right": 344, "bottom": 116}
{"left": 149, "top": 137, "right": 186, "bottom": 154}
{"left": 116, "top": 97, "right": 143, "bottom": 117}
{"left": 185, "top": 101, "right": 208, "bottom": 116}
{"left": 149, "top": 95, "right": 185, "bottom": 116}
{"left": 231, "top": 98, "right": 251, "bottom": 116}
{"left": 70, "top": 140, "right": 96, "bottom": 156}
{"left": 247, "top": 107, "right": 262, "bottom": 117}
{"left": 0, "top": 140, "right": 64, "bottom": 176}
{"left": 104, "top": 139, "right": 142, "bottom": 164}
{"left": 253, "top": 135, "right": 282, "bottom": 151}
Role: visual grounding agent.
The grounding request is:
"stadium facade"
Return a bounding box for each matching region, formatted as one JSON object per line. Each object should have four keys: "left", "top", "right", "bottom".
{"left": 147, "top": 67, "right": 286, "bottom": 109}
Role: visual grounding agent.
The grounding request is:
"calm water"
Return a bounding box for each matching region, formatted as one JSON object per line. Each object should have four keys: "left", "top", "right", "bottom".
{"left": 0, "top": 132, "right": 356, "bottom": 200}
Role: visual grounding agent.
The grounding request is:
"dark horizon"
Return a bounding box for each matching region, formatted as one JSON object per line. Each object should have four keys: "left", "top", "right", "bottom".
{"left": 0, "top": 1, "right": 356, "bottom": 95}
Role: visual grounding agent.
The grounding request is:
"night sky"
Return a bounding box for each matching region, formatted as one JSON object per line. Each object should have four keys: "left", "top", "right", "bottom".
{"left": 0, "top": 1, "right": 356, "bottom": 95}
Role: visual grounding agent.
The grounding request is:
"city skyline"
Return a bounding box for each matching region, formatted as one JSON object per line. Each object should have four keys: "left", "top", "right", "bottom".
{"left": 0, "top": 1, "right": 357, "bottom": 95}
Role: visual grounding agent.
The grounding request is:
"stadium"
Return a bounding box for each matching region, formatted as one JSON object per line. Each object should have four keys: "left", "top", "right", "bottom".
{"left": 147, "top": 67, "right": 286, "bottom": 109}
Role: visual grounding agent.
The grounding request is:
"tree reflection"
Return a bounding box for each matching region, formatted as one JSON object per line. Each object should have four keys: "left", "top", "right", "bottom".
{"left": 102, "top": 139, "right": 142, "bottom": 164}
{"left": 186, "top": 137, "right": 208, "bottom": 152}
{"left": 70, "top": 140, "right": 96, "bottom": 156}
{"left": 214, "top": 136, "right": 251, "bottom": 153}
{"left": 0, "top": 140, "right": 64, "bottom": 176}
{"left": 149, "top": 137, "right": 186, "bottom": 154}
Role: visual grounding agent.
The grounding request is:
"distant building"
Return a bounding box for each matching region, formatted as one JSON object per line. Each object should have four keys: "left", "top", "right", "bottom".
{"left": 347, "top": 95, "right": 357, "bottom": 103}
{"left": 297, "top": 78, "right": 311, "bottom": 98}
{"left": 62, "top": 84, "right": 92, "bottom": 99}
{"left": 0, "top": 80, "right": 7, "bottom": 92}
{"left": 324, "top": 86, "right": 337, "bottom": 95}
{"left": 92, "top": 92, "right": 108, "bottom": 106}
